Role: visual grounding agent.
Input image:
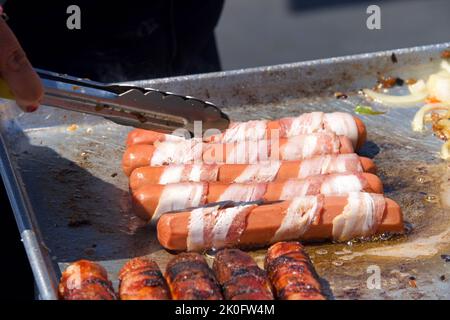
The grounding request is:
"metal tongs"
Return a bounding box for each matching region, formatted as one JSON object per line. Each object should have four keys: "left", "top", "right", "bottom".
{"left": 2, "top": 69, "right": 231, "bottom": 135}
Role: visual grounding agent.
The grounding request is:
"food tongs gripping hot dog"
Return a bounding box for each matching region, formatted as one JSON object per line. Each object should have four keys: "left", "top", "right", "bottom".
{"left": 0, "top": 69, "right": 231, "bottom": 135}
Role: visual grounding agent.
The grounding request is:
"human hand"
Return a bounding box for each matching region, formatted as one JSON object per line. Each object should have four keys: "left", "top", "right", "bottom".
{"left": 0, "top": 11, "right": 43, "bottom": 112}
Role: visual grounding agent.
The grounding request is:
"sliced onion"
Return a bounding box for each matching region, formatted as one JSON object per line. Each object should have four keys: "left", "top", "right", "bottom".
{"left": 411, "top": 103, "right": 450, "bottom": 132}
{"left": 408, "top": 79, "right": 427, "bottom": 95}
{"left": 363, "top": 88, "right": 427, "bottom": 107}
{"left": 438, "top": 118, "right": 450, "bottom": 128}
{"left": 441, "top": 140, "right": 450, "bottom": 160}
{"left": 426, "top": 71, "right": 450, "bottom": 103}
{"left": 441, "top": 60, "right": 450, "bottom": 74}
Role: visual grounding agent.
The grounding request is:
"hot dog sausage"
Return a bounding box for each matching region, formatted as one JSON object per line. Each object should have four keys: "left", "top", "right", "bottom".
{"left": 126, "top": 128, "right": 184, "bottom": 147}
{"left": 128, "top": 154, "right": 376, "bottom": 190}
{"left": 58, "top": 260, "right": 117, "bottom": 300}
{"left": 122, "top": 133, "right": 354, "bottom": 176}
{"left": 131, "top": 173, "right": 383, "bottom": 221}
{"left": 164, "top": 253, "right": 223, "bottom": 300}
{"left": 126, "top": 112, "right": 367, "bottom": 150}
{"left": 118, "top": 257, "right": 170, "bottom": 300}
{"left": 213, "top": 249, "right": 274, "bottom": 300}
{"left": 265, "top": 242, "right": 325, "bottom": 300}
{"left": 156, "top": 193, "right": 404, "bottom": 251}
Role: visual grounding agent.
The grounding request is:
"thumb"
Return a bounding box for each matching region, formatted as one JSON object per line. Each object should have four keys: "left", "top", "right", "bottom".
{"left": 0, "top": 17, "right": 43, "bottom": 112}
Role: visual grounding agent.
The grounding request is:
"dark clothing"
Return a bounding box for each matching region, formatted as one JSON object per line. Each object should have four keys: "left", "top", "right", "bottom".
{"left": 0, "top": 179, "right": 35, "bottom": 300}
{"left": 4, "top": 0, "right": 224, "bottom": 82}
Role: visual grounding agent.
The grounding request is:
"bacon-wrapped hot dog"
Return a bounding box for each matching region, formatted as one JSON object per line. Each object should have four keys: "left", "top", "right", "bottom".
{"left": 265, "top": 242, "right": 325, "bottom": 300}
{"left": 129, "top": 154, "right": 376, "bottom": 190}
{"left": 126, "top": 111, "right": 366, "bottom": 150}
{"left": 122, "top": 132, "right": 353, "bottom": 176}
{"left": 118, "top": 257, "right": 170, "bottom": 300}
{"left": 157, "top": 192, "right": 404, "bottom": 251}
{"left": 58, "top": 260, "right": 117, "bottom": 300}
{"left": 126, "top": 128, "right": 184, "bottom": 147}
{"left": 132, "top": 173, "right": 383, "bottom": 221}
{"left": 213, "top": 249, "right": 274, "bottom": 300}
{"left": 164, "top": 253, "right": 223, "bottom": 300}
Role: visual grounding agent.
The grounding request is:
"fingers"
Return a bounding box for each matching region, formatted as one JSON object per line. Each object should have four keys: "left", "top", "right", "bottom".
{"left": 0, "top": 18, "right": 43, "bottom": 111}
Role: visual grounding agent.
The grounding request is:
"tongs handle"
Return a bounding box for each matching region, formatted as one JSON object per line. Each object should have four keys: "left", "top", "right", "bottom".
{"left": 0, "top": 69, "right": 230, "bottom": 135}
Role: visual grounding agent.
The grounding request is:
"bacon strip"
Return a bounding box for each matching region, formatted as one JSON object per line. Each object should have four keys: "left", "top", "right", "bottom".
{"left": 221, "top": 120, "right": 269, "bottom": 143}
{"left": 271, "top": 196, "right": 323, "bottom": 243}
{"left": 278, "top": 173, "right": 368, "bottom": 200}
{"left": 233, "top": 161, "right": 282, "bottom": 183}
{"left": 158, "top": 164, "right": 219, "bottom": 184}
{"left": 279, "top": 177, "right": 323, "bottom": 199}
{"left": 279, "top": 111, "right": 324, "bottom": 137}
{"left": 280, "top": 133, "right": 341, "bottom": 161}
{"left": 217, "top": 183, "right": 267, "bottom": 202}
{"left": 323, "top": 112, "right": 358, "bottom": 148}
{"left": 222, "top": 139, "right": 271, "bottom": 164}
{"left": 297, "top": 153, "right": 363, "bottom": 179}
{"left": 319, "top": 173, "right": 367, "bottom": 195}
{"left": 153, "top": 182, "right": 207, "bottom": 221}
{"left": 332, "top": 192, "right": 386, "bottom": 241}
{"left": 187, "top": 204, "right": 256, "bottom": 251}
{"left": 151, "top": 139, "right": 203, "bottom": 166}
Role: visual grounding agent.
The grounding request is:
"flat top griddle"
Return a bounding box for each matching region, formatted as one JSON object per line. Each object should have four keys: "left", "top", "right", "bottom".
{"left": 1, "top": 42, "right": 449, "bottom": 300}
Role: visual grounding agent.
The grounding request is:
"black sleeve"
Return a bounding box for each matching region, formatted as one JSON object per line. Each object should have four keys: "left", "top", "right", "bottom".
{"left": 4, "top": 0, "right": 224, "bottom": 82}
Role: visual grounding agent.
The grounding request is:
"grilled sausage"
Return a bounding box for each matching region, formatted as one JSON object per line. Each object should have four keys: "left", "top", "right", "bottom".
{"left": 58, "top": 260, "right": 117, "bottom": 300}
{"left": 157, "top": 193, "right": 404, "bottom": 251}
{"left": 126, "top": 112, "right": 367, "bottom": 150}
{"left": 165, "top": 253, "right": 223, "bottom": 300}
{"left": 265, "top": 242, "right": 325, "bottom": 300}
{"left": 132, "top": 173, "right": 383, "bottom": 221}
{"left": 118, "top": 257, "right": 170, "bottom": 300}
{"left": 122, "top": 133, "right": 354, "bottom": 176}
{"left": 213, "top": 249, "right": 274, "bottom": 300}
{"left": 128, "top": 154, "right": 376, "bottom": 190}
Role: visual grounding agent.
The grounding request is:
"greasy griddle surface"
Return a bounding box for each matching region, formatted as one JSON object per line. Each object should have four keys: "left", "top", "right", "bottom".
{"left": 3, "top": 43, "right": 450, "bottom": 299}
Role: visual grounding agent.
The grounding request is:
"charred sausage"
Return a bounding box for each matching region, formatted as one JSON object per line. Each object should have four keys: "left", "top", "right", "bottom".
{"left": 58, "top": 260, "right": 117, "bottom": 300}
{"left": 213, "top": 249, "right": 274, "bottom": 300}
{"left": 164, "top": 253, "right": 223, "bottom": 300}
{"left": 265, "top": 242, "right": 325, "bottom": 300}
{"left": 118, "top": 257, "right": 170, "bottom": 300}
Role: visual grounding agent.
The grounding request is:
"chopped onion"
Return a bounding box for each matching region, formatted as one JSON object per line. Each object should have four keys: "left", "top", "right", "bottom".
{"left": 411, "top": 103, "right": 450, "bottom": 132}
{"left": 363, "top": 88, "right": 427, "bottom": 107}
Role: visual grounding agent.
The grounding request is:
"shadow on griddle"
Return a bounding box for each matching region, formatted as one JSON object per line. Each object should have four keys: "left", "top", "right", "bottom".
{"left": 11, "top": 128, "right": 161, "bottom": 268}
{"left": 318, "top": 277, "right": 335, "bottom": 300}
{"left": 357, "top": 140, "right": 380, "bottom": 158}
